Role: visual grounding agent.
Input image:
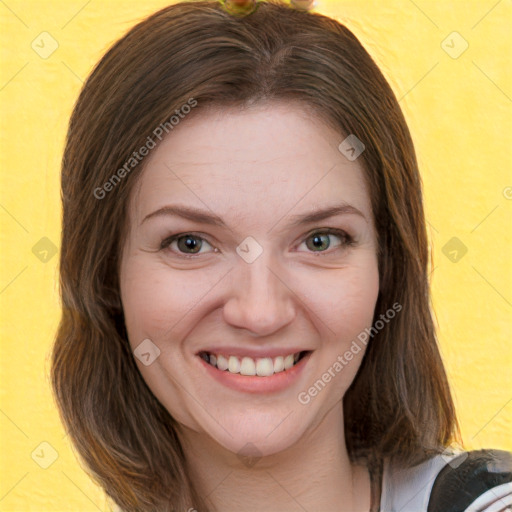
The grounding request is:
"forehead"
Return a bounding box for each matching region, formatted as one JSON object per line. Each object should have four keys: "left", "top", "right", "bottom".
{"left": 129, "top": 101, "right": 373, "bottom": 228}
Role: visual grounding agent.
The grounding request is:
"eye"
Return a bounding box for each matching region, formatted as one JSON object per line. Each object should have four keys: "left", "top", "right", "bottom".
{"left": 297, "top": 229, "right": 354, "bottom": 254}
{"left": 160, "top": 233, "right": 215, "bottom": 257}
{"left": 160, "top": 229, "right": 354, "bottom": 258}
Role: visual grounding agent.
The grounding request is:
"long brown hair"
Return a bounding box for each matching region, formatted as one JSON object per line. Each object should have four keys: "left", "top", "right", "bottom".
{"left": 51, "top": 1, "right": 461, "bottom": 510}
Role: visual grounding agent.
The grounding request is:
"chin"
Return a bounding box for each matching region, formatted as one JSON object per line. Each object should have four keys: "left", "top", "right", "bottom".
{"left": 208, "top": 416, "right": 308, "bottom": 461}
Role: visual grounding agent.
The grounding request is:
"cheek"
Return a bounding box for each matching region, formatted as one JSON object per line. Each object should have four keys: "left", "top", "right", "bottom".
{"left": 119, "top": 254, "right": 225, "bottom": 346}
{"left": 119, "top": 256, "right": 204, "bottom": 425}
{"left": 307, "top": 255, "right": 378, "bottom": 388}
{"left": 309, "top": 255, "right": 380, "bottom": 340}
{"left": 120, "top": 256, "right": 181, "bottom": 344}
{"left": 302, "top": 260, "right": 379, "bottom": 403}
{"left": 340, "top": 264, "right": 379, "bottom": 330}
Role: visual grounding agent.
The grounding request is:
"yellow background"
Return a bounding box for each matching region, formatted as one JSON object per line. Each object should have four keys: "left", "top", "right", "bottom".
{"left": 0, "top": 0, "right": 511, "bottom": 510}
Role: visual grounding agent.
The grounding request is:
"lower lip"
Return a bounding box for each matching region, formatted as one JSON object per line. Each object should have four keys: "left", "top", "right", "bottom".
{"left": 197, "top": 352, "right": 312, "bottom": 394}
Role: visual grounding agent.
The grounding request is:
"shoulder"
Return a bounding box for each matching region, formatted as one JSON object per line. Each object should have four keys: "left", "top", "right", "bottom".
{"left": 380, "top": 448, "right": 512, "bottom": 512}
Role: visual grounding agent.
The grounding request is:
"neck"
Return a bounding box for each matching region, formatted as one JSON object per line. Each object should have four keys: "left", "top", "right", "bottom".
{"left": 179, "top": 402, "right": 372, "bottom": 512}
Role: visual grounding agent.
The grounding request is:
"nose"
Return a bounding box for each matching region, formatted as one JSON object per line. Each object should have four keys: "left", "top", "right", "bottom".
{"left": 222, "top": 255, "right": 296, "bottom": 337}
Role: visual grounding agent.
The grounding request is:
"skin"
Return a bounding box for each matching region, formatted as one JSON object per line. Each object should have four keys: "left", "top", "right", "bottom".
{"left": 120, "top": 101, "right": 380, "bottom": 511}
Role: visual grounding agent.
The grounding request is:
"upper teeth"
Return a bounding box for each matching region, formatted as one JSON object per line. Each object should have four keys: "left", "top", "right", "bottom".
{"left": 202, "top": 352, "right": 302, "bottom": 376}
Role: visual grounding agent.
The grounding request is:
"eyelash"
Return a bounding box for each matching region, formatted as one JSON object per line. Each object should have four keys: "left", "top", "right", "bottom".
{"left": 159, "top": 229, "right": 356, "bottom": 259}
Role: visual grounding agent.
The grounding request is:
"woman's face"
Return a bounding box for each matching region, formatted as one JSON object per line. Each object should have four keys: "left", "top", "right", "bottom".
{"left": 120, "top": 102, "right": 379, "bottom": 457}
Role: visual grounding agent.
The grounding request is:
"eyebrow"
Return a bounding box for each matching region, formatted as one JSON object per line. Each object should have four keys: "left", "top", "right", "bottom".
{"left": 140, "top": 203, "right": 367, "bottom": 228}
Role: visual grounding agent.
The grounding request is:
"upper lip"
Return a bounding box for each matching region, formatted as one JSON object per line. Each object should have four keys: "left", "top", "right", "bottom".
{"left": 196, "top": 346, "right": 312, "bottom": 359}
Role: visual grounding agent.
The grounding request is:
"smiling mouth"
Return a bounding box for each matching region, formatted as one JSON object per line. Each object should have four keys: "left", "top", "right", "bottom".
{"left": 198, "top": 351, "right": 310, "bottom": 377}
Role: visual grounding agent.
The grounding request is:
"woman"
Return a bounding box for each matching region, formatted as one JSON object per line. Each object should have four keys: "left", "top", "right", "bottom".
{"left": 50, "top": 1, "right": 512, "bottom": 511}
